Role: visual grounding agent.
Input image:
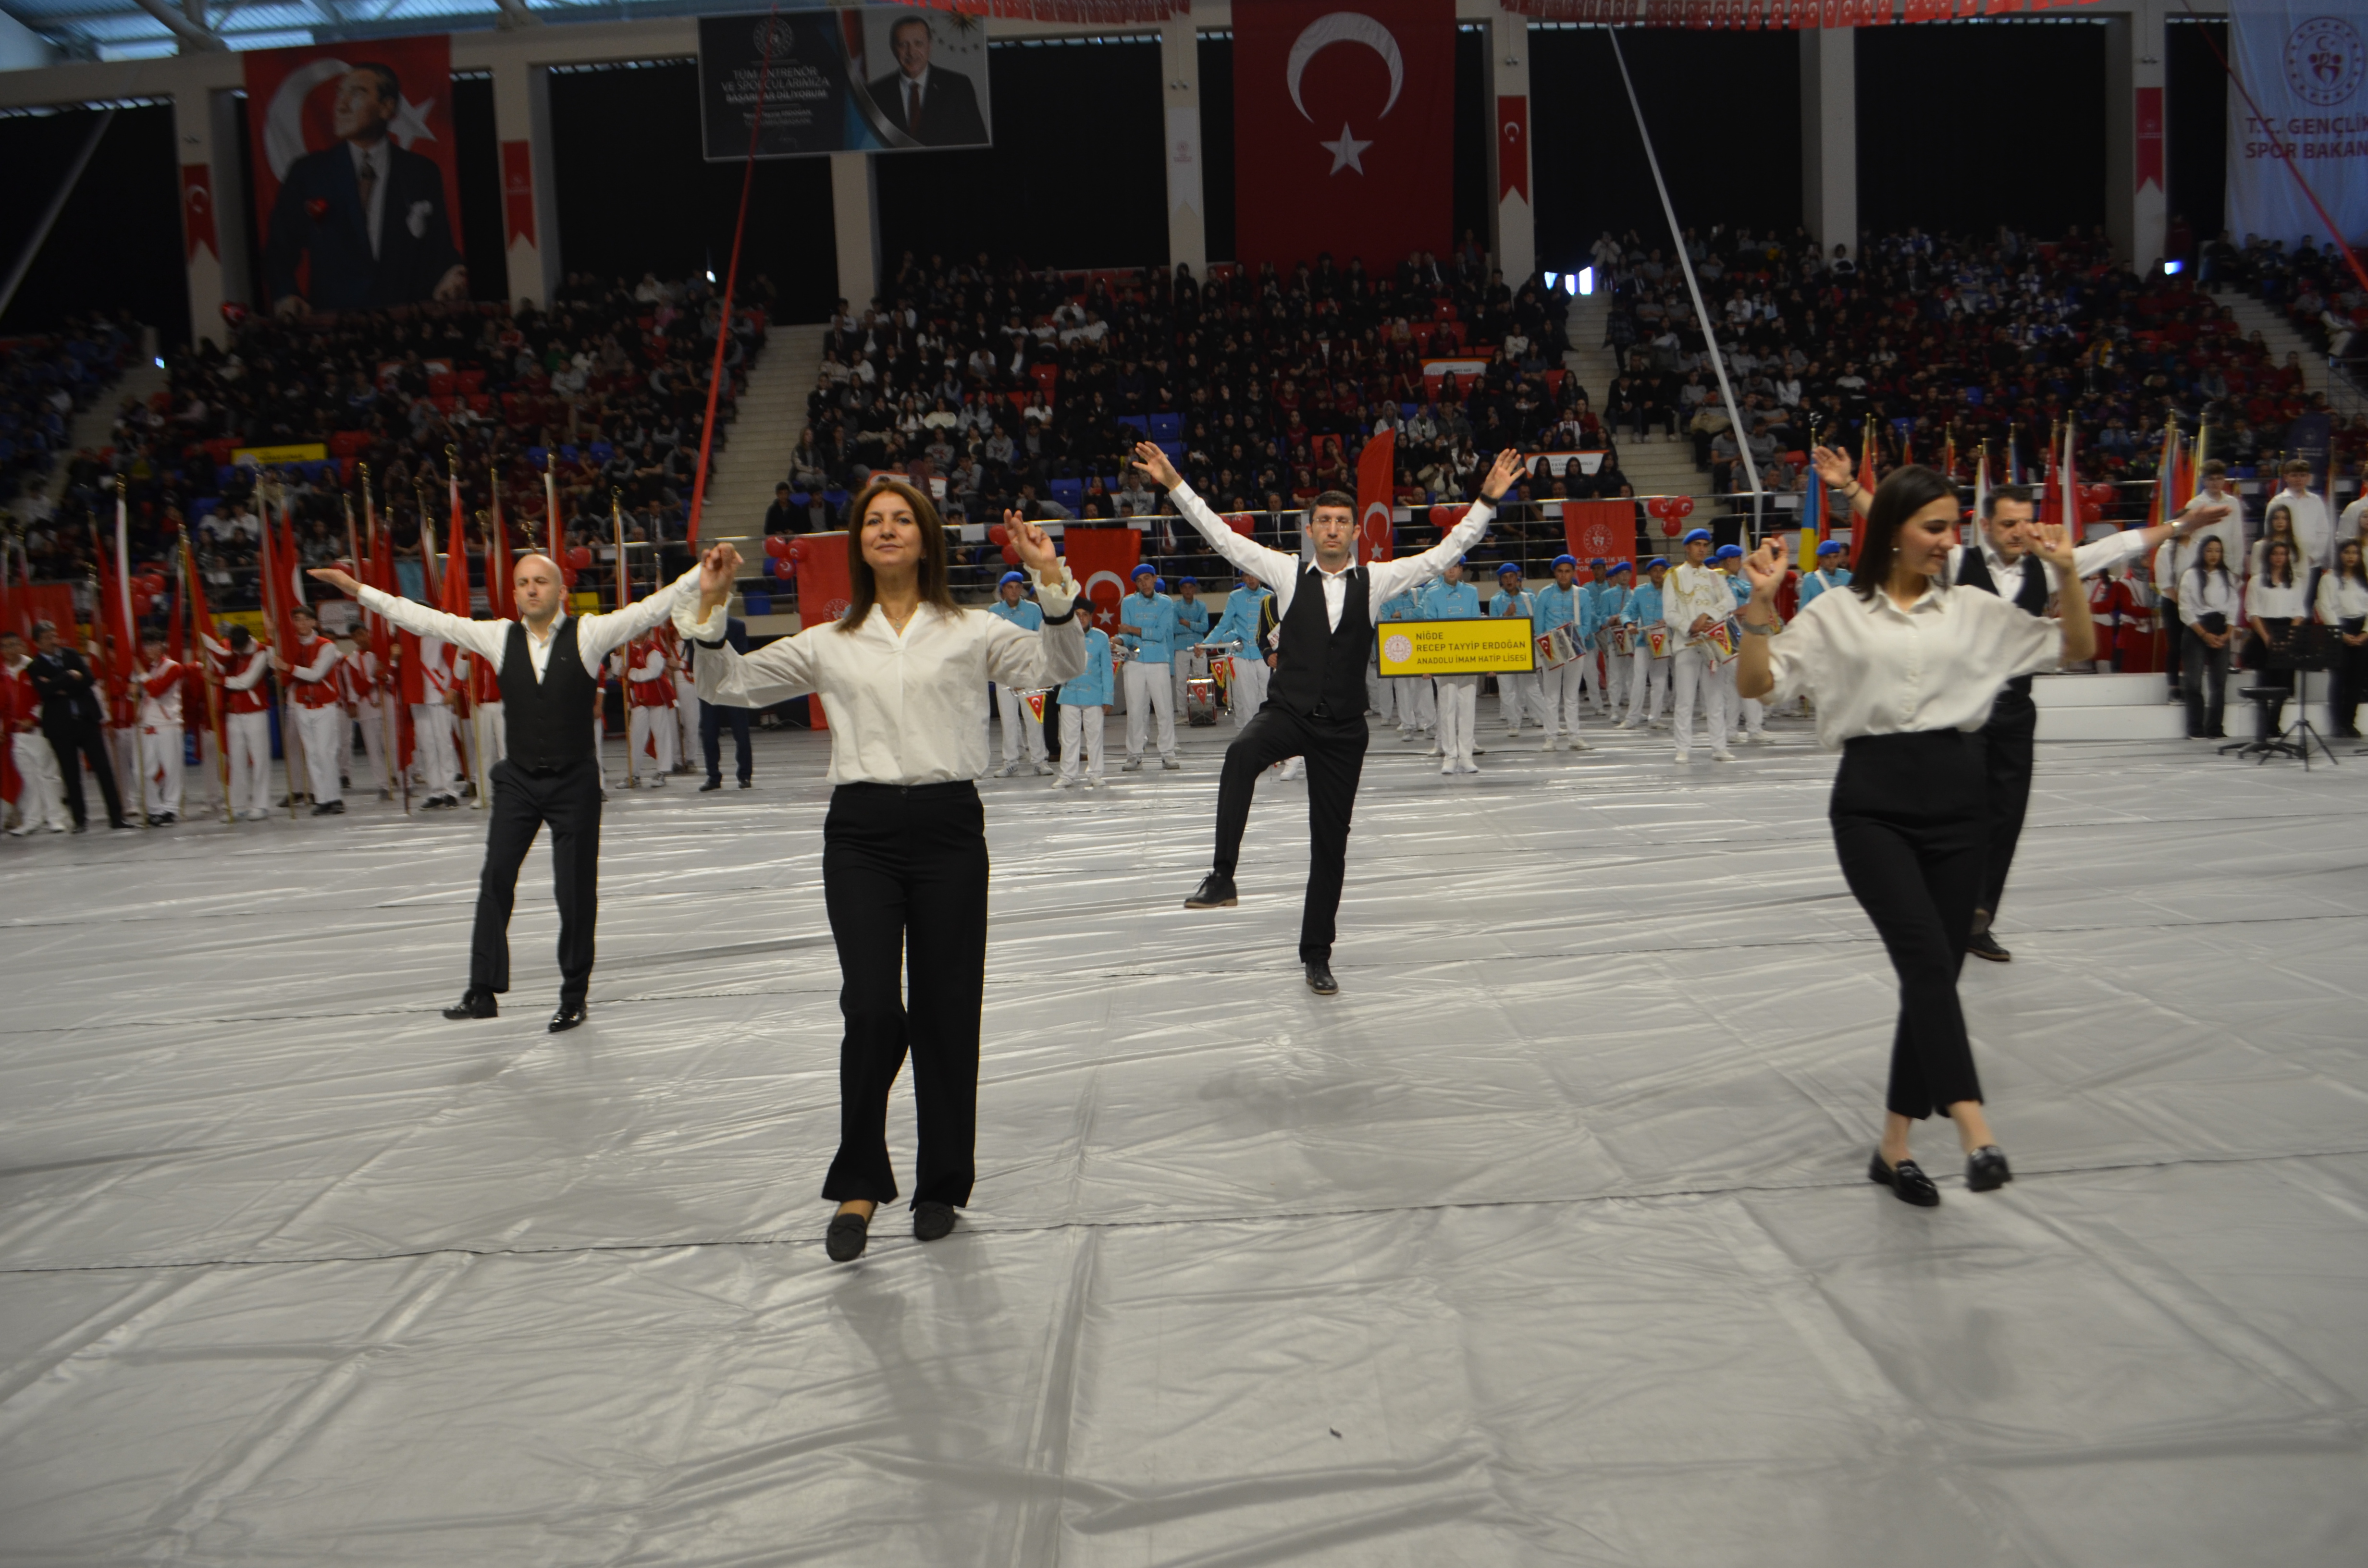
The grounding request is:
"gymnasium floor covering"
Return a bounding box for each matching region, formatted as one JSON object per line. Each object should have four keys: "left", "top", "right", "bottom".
{"left": 1, "top": 711, "right": 2362, "bottom": 1565}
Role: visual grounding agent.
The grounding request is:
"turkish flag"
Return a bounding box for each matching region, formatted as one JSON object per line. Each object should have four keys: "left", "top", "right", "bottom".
{"left": 1234, "top": 0, "right": 1455, "bottom": 271}
{"left": 1561, "top": 501, "right": 1634, "bottom": 576}
{"left": 1062, "top": 527, "right": 1143, "bottom": 642}
{"left": 1356, "top": 429, "right": 1395, "bottom": 564}
{"left": 181, "top": 165, "right": 217, "bottom": 261}
{"left": 796, "top": 533, "right": 856, "bottom": 730}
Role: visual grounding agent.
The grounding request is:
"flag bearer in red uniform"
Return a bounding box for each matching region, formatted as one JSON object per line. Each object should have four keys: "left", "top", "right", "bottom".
{"left": 134, "top": 628, "right": 186, "bottom": 823}
{"left": 277, "top": 605, "right": 345, "bottom": 815}
{"left": 3, "top": 630, "right": 71, "bottom": 834}
{"left": 212, "top": 624, "right": 275, "bottom": 821}
{"left": 626, "top": 633, "right": 677, "bottom": 784}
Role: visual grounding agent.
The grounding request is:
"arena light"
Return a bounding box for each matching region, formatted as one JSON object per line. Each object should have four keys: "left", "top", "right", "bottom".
{"left": 153, "top": 356, "right": 165, "bottom": 369}
{"left": 1577, "top": 267, "right": 1595, "bottom": 296}
{"left": 2162, "top": 259, "right": 2184, "bottom": 276}
{"left": 1544, "top": 271, "right": 1559, "bottom": 291}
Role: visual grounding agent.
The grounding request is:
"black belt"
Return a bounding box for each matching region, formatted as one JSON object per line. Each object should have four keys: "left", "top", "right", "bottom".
{"left": 834, "top": 779, "right": 977, "bottom": 799}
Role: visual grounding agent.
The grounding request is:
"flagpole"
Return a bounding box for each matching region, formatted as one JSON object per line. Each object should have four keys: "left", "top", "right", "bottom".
{"left": 113, "top": 478, "right": 149, "bottom": 828}
{"left": 613, "top": 489, "right": 634, "bottom": 794}
{"left": 180, "top": 534, "right": 231, "bottom": 825}
{"left": 268, "top": 480, "right": 303, "bottom": 821}
{"left": 470, "top": 507, "right": 493, "bottom": 813}
{"left": 364, "top": 466, "right": 409, "bottom": 816}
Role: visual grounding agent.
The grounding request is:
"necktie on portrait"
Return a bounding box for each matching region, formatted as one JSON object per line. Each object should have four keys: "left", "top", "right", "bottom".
{"left": 905, "top": 81, "right": 921, "bottom": 135}
{"left": 357, "top": 155, "right": 379, "bottom": 255}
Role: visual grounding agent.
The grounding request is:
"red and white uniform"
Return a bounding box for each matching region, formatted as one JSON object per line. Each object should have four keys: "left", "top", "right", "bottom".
{"left": 2086, "top": 577, "right": 2121, "bottom": 671}
{"left": 408, "top": 635, "right": 460, "bottom": 802}
{"left": 283, "top": 634, "right": 344, "bottom": 807}
{"left": 625, "top": 634, "right": 677, "bottom": 781}
{"left": 136, "top": 657, "right": 186, "bottom": 817}
{"left": 666, "top": 628, "right": 697, "bottom": 771}
{"left": 341, "top": 644, "right": 394, "bottom": 795}
{"left": 2110, "top": 576, "right": 2158, "bottom": 674}
{"left": 211, "top": 639, "right": 275, "bottom": 819}
{"left": 4, "top": 655, "right": 69, "bottom": 834}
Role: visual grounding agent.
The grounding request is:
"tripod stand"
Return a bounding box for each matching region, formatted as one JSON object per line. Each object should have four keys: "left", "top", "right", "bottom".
{"left": 2223, "top": 625, "right": 2336, "bottom": 770}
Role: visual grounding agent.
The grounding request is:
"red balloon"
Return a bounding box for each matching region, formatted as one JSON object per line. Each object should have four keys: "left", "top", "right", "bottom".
{"left": 2079, "top": 501, "right": 2104, "bottom": 525}
{"left": 999, "top": 543, "right": 1021, "bottom": 565}
{"left": 138, "top": 573, "right": 166, "bottom": 597}
{"left": 1660, "top": 517, "right": 1682, "bottom": 537}
{"left": 131, "top": 591, "right": 153, "bottom": 618}
{"left": 987, "top": 524, "right": 1011, "bottom": 547}
{"left": 565, "top": 545, "right": 593, "bottom": 570}
{"left": 1222, "top": 512, "right": 1256, "bottom": 537}
{"left": 1672, "top": 495, "right": 1696, "bottom": 519}
{"left": 1644, "top": 497, "right": 1670, "bottom": 520}
{"left": 787, "top": 535, "right": 810, "bottom": 564}
{"left": 764, "top": 534, "right": 792, "bottom": 560}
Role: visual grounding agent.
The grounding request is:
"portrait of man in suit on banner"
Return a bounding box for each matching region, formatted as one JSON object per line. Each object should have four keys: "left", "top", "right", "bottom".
{"left": 865, "top": 12, "right": 989, "bottom": 147}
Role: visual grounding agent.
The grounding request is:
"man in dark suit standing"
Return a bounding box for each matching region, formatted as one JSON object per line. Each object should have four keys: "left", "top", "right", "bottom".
{"left": 26, "top": 622, "right": 130, "bottom": 833}
{"left": 867, "top": 14, "right": 988, "bottom": 147}
{"left": 265, "top": 63, "right": 467, "bottom": 316}
{"left": 696, "top": 615, "right": 753, "bottom": 791}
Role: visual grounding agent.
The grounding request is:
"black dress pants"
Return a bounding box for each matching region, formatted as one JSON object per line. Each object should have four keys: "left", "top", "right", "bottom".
{"left": 701, "top": 700, "right": 751, "bottom": 784}
{"left": 469, "top": 758, "right": 602, "bottom": 1002}
{"left": 1976, "top": 692, "right": 2036, "bottom": 919}
{"left": 1211, "top": 703, "right": 1369, "bottom": 963}
{"left": 1830, "top": 732, "right": 1990, "bottom": 1121}
{"left": 44, "top": 720, "right": 124, "bottom": 827}
{"left": 2183, "top": 635, "right": 2230, "bottom": 737}
{"left": 821, "top": 781, "right": 988, "bottom": 1208}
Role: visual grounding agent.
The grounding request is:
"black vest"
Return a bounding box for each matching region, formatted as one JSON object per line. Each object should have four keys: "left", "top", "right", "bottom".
{"left": 1956, "top": 544, "right": 2048, "bottom": 701}
{"left": 1269, "top": 564, "right": 1371, "bottom": 720}
{"left": 496, "top": 618, "right": 599, "bottom": 770}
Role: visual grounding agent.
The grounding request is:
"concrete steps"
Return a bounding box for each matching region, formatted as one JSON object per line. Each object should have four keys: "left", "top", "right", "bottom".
{"left": 41, "top": 331, "right": 167, "bottom": 513}
{"left": 1561, "top": 293, "right": 1719, "bottom": 535}
{"left": 2032, "top": 671, "right": 2263, "bottom": 741}
{"left": 699, "top": 321, "right": 827, "bottom": 560}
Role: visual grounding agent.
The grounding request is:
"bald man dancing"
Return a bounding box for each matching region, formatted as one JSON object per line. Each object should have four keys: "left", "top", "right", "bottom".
{"left": 310, "top": 549, "right": 706, "bottom": 1031}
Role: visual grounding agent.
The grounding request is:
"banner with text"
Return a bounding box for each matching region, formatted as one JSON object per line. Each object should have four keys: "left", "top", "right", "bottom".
{"left": 1378, "top": 617, "right": 1536, "bottom": 677}
{"left": 2225, "top": 4, "right": 2368, "bottom": 248}
{"left": 699, "top": 7, "right": 994, "bottom": 160}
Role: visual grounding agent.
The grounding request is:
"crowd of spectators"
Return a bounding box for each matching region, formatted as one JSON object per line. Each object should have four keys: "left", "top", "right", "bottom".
{"left": 0, "top": 316, "right": 141, "bottom": 509}
{"left": 20, "top": 276, "right": 769, "bottom": 611}
{"left": 786, "top": 246, "right": 1634, "bottom": 549}
{"left": 2203, "top": 227, "right": 2368, "bottom": 393}
{"left": 1588, "top": 222, "right": 2366, "bottom": 503}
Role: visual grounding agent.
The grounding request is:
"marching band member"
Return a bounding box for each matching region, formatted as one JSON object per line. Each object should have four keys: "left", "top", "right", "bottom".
{"left": 987, "top": 571, "right": 1051, "bottom": 776}
{"left": 1377, "top": 583, "right": 1433, "bottom": 737}
{"left": 2110, "top": 562, "right": 2158, "bottom": 674}
{"left": 1578, "top": 558, "right": 1613, "bottom": 715}
{"left": 2, "top": 630, "right": 70, "bottom": 834}
{"left": 1115, "top": 564, "right": 1183, "bottom": 772}
{"left": 667, "top": 628, "right": 696, "bottom": 775}
{"left": 1714, "top": 544, "right": 1767, "bottom": 743}
{"left": 1055, "top": 609, "right": 1115, "bottom": 788}
{"left": 214, "top": 624, "right": 277, "bottom": 820}
{"left": 626, "top": 633, "right": 677, "bottom": 784}
{"left": 1797, "top": 539, "right": 1851, "bottom": 607}
{"left": 1620, "top": 557, "right": 1673, "bottom": 728}
{"left": 408, "top": 632, "right": 463, "bottom": 808}
{"left": 1491, "top": 562, "right": 1542, "bottom": 737}
{"left": 276, "top": 605, "right": 346, "bottom": 816}
{"left": 1423, "top": 558, "right": 1484, "bottom": 774}
{"left": 1208, "top": 568, "right": 1274, "bottom": 730}
{"left": 1663, "top": 528, "right": 1738, "bottom": 763}
{"left": 1734, "top": 465, "right": 2097, "bottom": 1207}
{"left": 2318, "top": 538, "right": 2368, "bottom": 737}
{"left": 1137, "top": 441, "right": 1519, "bottom": 996}
{"left": 1532, "top": 554, "right": 1593, "bottom": 752}
{"left": 1600, "top": 560, "right": 1634, "bottom": 714}
{"left": 342, "top": 634, "right": 393, "bottom": 799}
{"left": 133, "top": 628, "right": 186, "bottom": 824}
{"left": 1172, "top": 576, "right": 1211, "bottom": 720}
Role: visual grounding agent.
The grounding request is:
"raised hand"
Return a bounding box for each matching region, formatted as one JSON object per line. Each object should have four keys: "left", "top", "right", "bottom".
{"left": 698, "top": 542, "right": 742, "bottom": 600}
{"left": 2175, "top": 499, "right": 2230, "bottom": 535}
{"left": 2027, "top": 520, "right": 2079, "bottom": 571}
{"left": 1006, "top": 511, "right": 1061, "bottom": 577}
{"left": 1479, "top": 448, "right": 1526, "bottom": 502}
{"left": 308, "top": 566, "right": 362, "bottom": 596}
{"left": 1131, "top": 441, "right": 1183, "bottom": 491}
{"left": 1740, "top": 537, "right": 1787, "bottom": 599}
{"left": 1808, "top": 445, "right": 1855, "bottom": 492}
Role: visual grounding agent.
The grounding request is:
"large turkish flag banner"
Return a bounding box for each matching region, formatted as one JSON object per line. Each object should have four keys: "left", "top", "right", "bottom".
{"left": 1561, "top": 501, "right": 1635, "bottom": 576}
{"left": 1234, "top": 0, "right": 1455, "bottom": 272}
{"left": 1061, "top": 527, "right": 1143, "bottom": 640}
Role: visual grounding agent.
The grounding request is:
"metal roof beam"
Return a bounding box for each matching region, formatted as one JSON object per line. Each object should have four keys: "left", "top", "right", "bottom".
{"left": 126, "top": 0, "right": 222, "bottom": 48}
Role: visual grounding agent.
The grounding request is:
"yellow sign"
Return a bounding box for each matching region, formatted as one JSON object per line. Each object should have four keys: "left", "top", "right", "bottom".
{"left": 231, "top": 442, "right": 330, "bottom": 467}
{"left": 1378, "top": 617, "right": 1536, "bottom": 676}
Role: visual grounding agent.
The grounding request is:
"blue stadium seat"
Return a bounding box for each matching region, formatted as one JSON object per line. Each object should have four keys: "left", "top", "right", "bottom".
{"left": 743, "top": 591, "right": 773, "bottom": 616}
{"left": 528, "top": 446, "right": 549, "bottom": 469}
{"left": 1157, "top": 441, "right": 1184, "bottom": 462}
{"left": 589, "top": 441, "right": 614, "bottom": 464}
{"left": 1149, "top": 413, "right": 1182, "bottom": 441}
{"left": 560, "top": 444, "right": 580, "bottom": 463}
{"left": 1049, "top": 477, "right": 1084, "bottom": 510}
{"left": 1116, "top": 415, "right": 1149, "bottom": 435}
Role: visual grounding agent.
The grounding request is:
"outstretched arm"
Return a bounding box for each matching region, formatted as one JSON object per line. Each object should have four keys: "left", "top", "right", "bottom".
{"left": 315, "top": 566, "right": 510, "bottom": 664}
{"left": 1810, "top": 446, "right": 1872, "bottom": 519}
{"left": 2029, "top": 522, "right": 2097, "bottom": 664}
{"left": 1371, "top": 450, "right": 1524, "bottom": 601}
{"left": 1734, "top": 539, "right": 1787, "bottom": 700}
{"left": 1132, "top": 442, "right": 1298, "bottom": 586}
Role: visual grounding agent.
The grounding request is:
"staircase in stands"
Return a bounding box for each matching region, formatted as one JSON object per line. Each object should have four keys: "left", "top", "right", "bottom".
{"left": 694, "top": 321, "right": 827, "bottom": 612}
{"left": 1561, "top": 293, "right": 1719, "bottom": 544}
{"left": 40, "top": 329, "right": 168, "bottom": 514}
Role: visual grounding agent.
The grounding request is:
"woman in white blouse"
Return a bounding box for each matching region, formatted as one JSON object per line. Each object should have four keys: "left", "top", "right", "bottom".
{"left": 1733, "top": 465, "right": 2095, "bottom": 1208}
{"left": 678, "top": 480, "right": 1086, "bottom": 1262}
{"left": 2319, "top": 538, "right": 2368, "bottom": 737}
{"left": 2179, "top": 535, "right": 2241, "bottom": 739}
{"left": 2243, "top": 539, "right": 2308, "bottom": 736}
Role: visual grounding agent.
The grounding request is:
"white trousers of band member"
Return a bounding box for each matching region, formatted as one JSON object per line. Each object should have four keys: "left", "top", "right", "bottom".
{"left": 1122, "top": 660, "right": 1176, "bottom": 759}
{"left": 1498, "top": 669, "right": 1545, "bottom": 730}
{"left": 478, "top": 700, "right": 508, "bottom": 766}
{"left": 630, "top": 705, "right": 678, "bottom": 775}
{"left": 9, "top": 731, "right": 69, "bottom": 831}
{"left": 139, "top": 724, "right": 183, "bottom": 817}
{"left": 1367, "top": 658, "right": 1394, "bottom": 721}
{"left": 1576, "top": 646, "right": 1608, "bottom": 710}
{"left": 1058, "top": 704, "right": 1105, "bottom": 781}
{"left": 356, "top": 705, "right": 391, "bottom": 793}
{"left": 1537, "top": 660, "right": 1588, "bottom": 742}
{"left": 1434, "top": 674, "right": 1480, "bottom": 765}
{"left": 998, "top": 685, "right": 1048, "bottom": 763}
{"left": 1627, "top": 650, "right": 1670, "bottom": 723}
{"left": 295, "top": 703, "right": 343, "bottom": 804}
{"left": 1607, "top": 642, "right": 1633, "bottom": 708}
{"left": 1173, "top": 653, "right": 1195, "bottom": 718}
{"left": 675, "top": 689, "right": 698, "bottom": 768}
{"left": 1394, "top": 676, "right": 1434, "bottom": 730}
{"left": 1669, "top": 647, "right": 1731, "bottom": 757}
{"left": 227, "top": 710, "right": 274, "bottom": 815}
{"left": 411, "top": 703, "right": 458, "bottom": 798}
{"left": 1229, "top": 656, "right": 1271, "bottom": 728}
{"left": 111, "top": 727, "right": 139, "bottom": 806}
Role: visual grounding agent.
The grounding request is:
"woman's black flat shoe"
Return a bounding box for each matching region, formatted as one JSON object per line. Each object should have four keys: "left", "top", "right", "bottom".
{"left": 1966, "top": 1146, "right": 2013, "bottom": 1192}
{"left": 825, "top": 1210, "right": 871, "bottom": 1262}
{"left": 913, "top": 1200, "right": 957, "bottom": 1242}
{"left": 1869, "top": 1150, "right": 1941, "bottom": 1207}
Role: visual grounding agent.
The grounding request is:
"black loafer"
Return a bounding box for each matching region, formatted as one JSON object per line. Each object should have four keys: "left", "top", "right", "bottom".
{"left": 548, "top": 998, "right": 589, "bottom": 1033}
{"left": 1869, "top": 1150, "right": 1940, "bottom": 1207}
{"left": 1966, "top": 1145, "right": 2013, "bottom": 1192}
{"left": 1967, "top": 929, "right": 2011, "bottom": 963}
{"left": 442, "top": 989, "right": 498, "bottom": 1020}
{"left": 1183, "top": 871, "right": 1238, "bottom": 909}
{"left": 699, "top": 779, "right": 722, "bottom": 792}
{"left": 826, "top": 1210, "right": 870, "bottom": 1262}
{"left": 913, "top": 1200, "right": 957, "bottom": 1242}
{"left": 1304, "top": 961, "right": 1339, "bottom": 996}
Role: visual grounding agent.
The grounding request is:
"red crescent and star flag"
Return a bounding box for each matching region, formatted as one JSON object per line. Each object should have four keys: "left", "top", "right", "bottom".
{"left": 1233, "top": 0, "right": 1455, "bottom": 271}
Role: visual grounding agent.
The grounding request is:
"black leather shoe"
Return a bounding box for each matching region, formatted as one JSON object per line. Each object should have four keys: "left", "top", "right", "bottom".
{"left": 913, "top": 1200, "right": 957, "bottom": 1242}
{"left": 1967, "top": 929, "right": 2011, "bottom": 963}
{"left": 1304, "top": 961, "right": 1339, "bottom": 996}
{"left": 1183, "top": 871, "right": 1238, "bottom": 909}
{"left": 548, "top": 998, "right": 589, "bottom": 1033}
{"left": 442, "top": 989, "right": 498, "bottom": 1020}
{"left": 1966, "top": 1145, "right": 2013, "bottom": 1192}
{"left": 1869, "top": 1150, "right": 1940, "bottom": 1207}
{"left": 738, "top": 778, "right": 752, "bottom": 789}
{"left": 826, "top": 1209, "right": 870, "bottom": 1262}
{"left": 699, "top": 779, "right": 722, "bottom": 792}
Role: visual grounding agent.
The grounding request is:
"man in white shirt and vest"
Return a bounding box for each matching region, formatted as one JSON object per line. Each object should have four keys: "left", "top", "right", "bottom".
{"left": 1133, "top": 441, "right": 1522, "bottom": 996}
{"left": 310, "top": 551, "right": 697, "bottom": 1032}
